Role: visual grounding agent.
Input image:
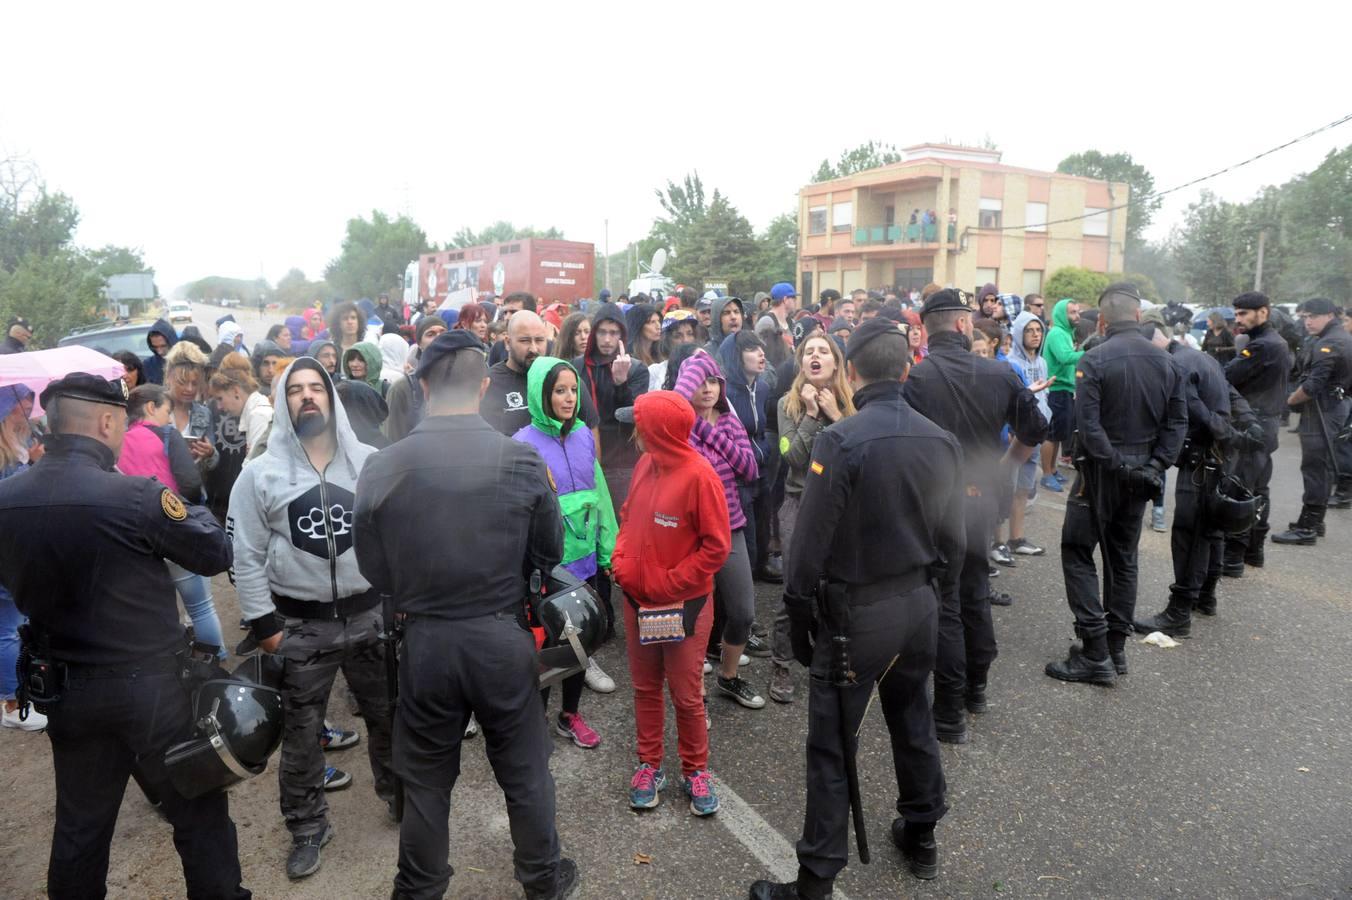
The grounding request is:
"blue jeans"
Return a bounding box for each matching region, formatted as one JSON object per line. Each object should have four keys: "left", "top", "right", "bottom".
{"left": 167, "top": 562, "right": 226, "bottom": 659}
{"left": 1, "top": 588, "right": 22, "bottom": 700}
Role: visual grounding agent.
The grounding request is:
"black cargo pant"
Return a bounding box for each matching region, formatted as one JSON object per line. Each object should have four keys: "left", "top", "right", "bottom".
{"left": 934, "top": 488, "right": 998, "bottom": 699}
{"left": 1170, "top": 456, "right": 1223, "bottom": 606}
{"left": 393, "top": 610, "right": 562, "bottom": 900}
{"left": 45, "top": 659, "right": 250, "bottom": 899}
{"left": 796, "top": 580, "right": 947, "bottom": 895}
{"left": 1298, "top": 398, "right": 1349, "bottom": 506}
{"left": 1228, "top": 415, "right": 1277, "bottom": 555}
{"left": 276, "top": 605, "right": 394, "bottom": 839}
{"left": 1061, "top": 459, "right": 1149, "bottom": 640}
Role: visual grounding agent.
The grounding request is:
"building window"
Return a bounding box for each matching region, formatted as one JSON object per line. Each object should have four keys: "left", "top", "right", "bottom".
{"left": 979, "top": 198, "right": 1002, "bottom": 229}
{"left": 832, "top": 201, "right": 853, "bottom": 234}
{"left": 808, "top": 206, "right": 828, "bottom": 235}
{"left": 1083, "top": 207, "right": 1109, "bottom": 236}
{"left": 1022, "top": 269, "right": 1043, "bottom": 296}
{"left": 1024, "top": 202, "right": 1048, "bottom": 232}
{"left": 975, "top": 268, "right": 999, "bottom": 291}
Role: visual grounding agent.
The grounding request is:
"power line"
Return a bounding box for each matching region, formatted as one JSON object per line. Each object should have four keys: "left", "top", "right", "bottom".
{"left": 986, "top": 111, "right": 1352, "bottom": 232}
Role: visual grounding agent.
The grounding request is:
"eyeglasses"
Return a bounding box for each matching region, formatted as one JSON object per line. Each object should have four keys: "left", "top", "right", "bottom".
{"left": 1027, "top": 302, "right": 1044, "bottom": 310}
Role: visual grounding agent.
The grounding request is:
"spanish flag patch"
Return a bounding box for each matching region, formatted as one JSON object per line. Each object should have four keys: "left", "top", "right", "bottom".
{"left": 1321, "top": 346, "right": 1332, "bottom": 353}
{"left": 810, "top": 461, "right": 825, "bottom": 476}
{"left": 1241, "top": 348, "right": 1251, "bottom": 357}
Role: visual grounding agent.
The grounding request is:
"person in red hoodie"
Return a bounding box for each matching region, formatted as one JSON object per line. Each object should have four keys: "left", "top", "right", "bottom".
{"left": 611, "top": 390, "right": 731, "bottom": 817}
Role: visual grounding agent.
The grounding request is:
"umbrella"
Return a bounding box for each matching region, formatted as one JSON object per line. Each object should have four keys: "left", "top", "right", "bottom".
{"left": 0, "top": 346, "right": 127, "bottom": 416}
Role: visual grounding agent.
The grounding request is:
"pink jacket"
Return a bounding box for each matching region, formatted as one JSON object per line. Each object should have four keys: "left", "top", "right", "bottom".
{"left": 118, "top": 421, "right": 179, "bottom": 493}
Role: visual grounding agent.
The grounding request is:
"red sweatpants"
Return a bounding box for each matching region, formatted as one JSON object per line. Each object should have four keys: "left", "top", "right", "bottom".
{"left": 623, "top": 599, "right": 713, "bottom": 777}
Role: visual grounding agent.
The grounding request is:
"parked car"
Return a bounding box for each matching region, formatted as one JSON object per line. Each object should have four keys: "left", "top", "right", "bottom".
{"left": 168, "top": 302, "right": 194, "bottom": 324}
{"left": 58, "top": 320, "right": 158, "bottom": 360}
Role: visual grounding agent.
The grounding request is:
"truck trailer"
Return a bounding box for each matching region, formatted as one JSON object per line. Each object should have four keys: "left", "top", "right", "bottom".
{"left": 415, "top": 238, "right": 595, "bottom": 308}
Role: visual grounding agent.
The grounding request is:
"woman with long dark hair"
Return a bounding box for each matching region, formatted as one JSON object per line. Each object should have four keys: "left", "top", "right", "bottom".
{"left": 557, "top": 312, "right": 591, "bottom": 360}
{"left": 625, "top": 304, "right": 663, "bottom": 367}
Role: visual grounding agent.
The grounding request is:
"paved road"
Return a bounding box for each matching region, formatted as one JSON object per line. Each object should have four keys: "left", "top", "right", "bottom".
{"left": 186, "top": 301, "right": 291, "bottom": 348}
{"left": 2, "top": 429, "right": 1349, "bottom": 898}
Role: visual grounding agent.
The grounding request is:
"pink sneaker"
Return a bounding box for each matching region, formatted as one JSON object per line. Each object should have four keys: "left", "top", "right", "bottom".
{"left": 556, "top": 712, "right": 601, "bottom": 749}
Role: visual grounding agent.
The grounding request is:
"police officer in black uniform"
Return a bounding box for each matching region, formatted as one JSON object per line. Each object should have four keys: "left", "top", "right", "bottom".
{"left": 353, "top": 331, "right": 576, "bottom": 900}
{"left": 750, "top": 318, "right": 965, "bottom": 899}
{"left": 1046, "top": 284, "right": 1187, "bottom": 684}
{"left": 1221, "top": 291, "right": 1291, "bottom": 571}
{"left": 903, "top": 289, "right": 1047, "bottom": 743}
{"left": 1272, "top": 298, "right": 1352, "bottom": 545}
{"left": 1133, "top": 317, "right": 1250, "bottom": 637}
{"left": 0, "top": 374, "right": 250, "bottom": 899}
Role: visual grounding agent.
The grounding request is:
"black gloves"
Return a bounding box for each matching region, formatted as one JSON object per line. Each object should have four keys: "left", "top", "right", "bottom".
{"left": 1243, "top": 422, "right": 1266, "bottom": 450}
{"left": 1119, "top": 461, "right": 1165, "bottom": 500}
{"left": 785, "top": 600, "right": 817, "bottom": 667}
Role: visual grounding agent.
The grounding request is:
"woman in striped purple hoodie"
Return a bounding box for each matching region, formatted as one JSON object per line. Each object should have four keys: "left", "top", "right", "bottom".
{"left": 673, "top": 350, "right": 765, "bottom": 711}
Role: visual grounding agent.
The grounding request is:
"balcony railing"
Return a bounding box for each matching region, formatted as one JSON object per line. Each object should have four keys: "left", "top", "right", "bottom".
{"left": 852, "top": 223, "right": 956, "bottom": 246}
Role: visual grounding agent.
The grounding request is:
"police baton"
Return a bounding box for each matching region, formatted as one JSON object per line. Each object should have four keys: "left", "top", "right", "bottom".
{"left": 818, "top": 578, "right": 870, "bottom": 864}
{"left": 380, "top": 592, "right": 405, "bottom": 823}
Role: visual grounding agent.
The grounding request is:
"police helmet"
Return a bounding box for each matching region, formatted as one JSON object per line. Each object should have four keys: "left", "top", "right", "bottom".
{"left": 164, "top": 658, "right": 285, "bottom": 799}
{"left": 534, "top": 566, "right": 605, "bottom": 687}
{"left": 1205, "top": 474, "right": 1261, "bottom": 536}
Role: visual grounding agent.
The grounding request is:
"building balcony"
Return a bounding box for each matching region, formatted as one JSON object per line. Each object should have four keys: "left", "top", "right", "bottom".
{"left": 850, "top": 222, "right": 957, "bottom": 247}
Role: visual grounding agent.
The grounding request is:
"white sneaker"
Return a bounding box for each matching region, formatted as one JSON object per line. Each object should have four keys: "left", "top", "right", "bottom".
{"left": 703, "top": 659, "right": 713, "bottom": 675}
{"left": 464, "top": 714, "right": 479, "bottom": 738}
{"left": 583, "top": 658, "right": 616, "bottom": 693}
{"left": 738, "top": 653, "right": 750, "bottom": 668}
{"left": 2, "top": 703, "right": 47, "bottom": 732}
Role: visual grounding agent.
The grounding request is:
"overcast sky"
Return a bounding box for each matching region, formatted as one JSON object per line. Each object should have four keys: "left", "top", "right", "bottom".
{"left": 2, "top": 2, "right": 1347, "bottom": 294}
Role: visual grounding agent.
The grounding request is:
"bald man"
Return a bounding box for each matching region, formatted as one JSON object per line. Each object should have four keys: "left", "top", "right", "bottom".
{"left": 479, "top": 311, "right": 600, "bottom": 437}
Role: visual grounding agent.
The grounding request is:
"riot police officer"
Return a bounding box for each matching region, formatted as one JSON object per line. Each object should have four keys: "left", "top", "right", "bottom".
{"left": 750, "top": 318, "right": 965, "bottom": 899}
{"left": 1046, "top": 283, "right": 1187, "bottom": 684}
{"left": 1222, "top": 291, "right": 1291, "bottom": 571}
{"left": 353, "top": 331, "right": 575, "bottom": 900}
{"left": 0, "top": 374, "right": 250, "bottom": 899}
{"left": 903, "top": 289, "right": 1047, "bottom": 743}
{"left": 1272, "top": 298, "right": 1352, "bottom": 545}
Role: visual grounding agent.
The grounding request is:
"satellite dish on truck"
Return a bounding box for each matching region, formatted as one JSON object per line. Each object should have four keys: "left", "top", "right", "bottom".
{"left": 650, "top": 248, "right": 667, "bottom": 275}
{"left": 627, "top": 247, "right": 675, "bottom": 300}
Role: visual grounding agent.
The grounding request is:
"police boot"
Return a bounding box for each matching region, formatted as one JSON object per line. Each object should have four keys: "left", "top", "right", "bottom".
{"left": 1273, "top": 506, "right": 1321, "bottom": 545}
{"left": 1106, "top": 631, "right": 1129, "bottom": 675}
{"left": 1045, "top": 636, "right": 1116, "bottom": 686}
{"left": 931, "top": 690, "right": 969, "bottom": 744}
{"left": 749, "top": 869, "right": 832, "bottom": 900}
{"left": 1243, "top": 528, "right": 1267, "bottom": 568}
{"left": 1221, "top": 539, "right": 1246, "bottom": 578}
{"left": 1133, "top": 594, "right": 1192, "bottom": 638}
{"left": 1329, "top": 482, "right": 1352, "bottom": 509}
{"left": 890, "top": 819, "right": 939, "bottom": 880}
{"left": 964, "top": 666, "right": 989, "bottom": 714}
{"left": 1195, "top": 574, "right": 1219, "bottom": 617}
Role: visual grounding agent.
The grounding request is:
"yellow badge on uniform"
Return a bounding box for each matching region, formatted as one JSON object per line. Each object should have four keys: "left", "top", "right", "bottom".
{"left": 810, "top": 461, "right": 825, "bottom": 476}
{"left": 161, "top": 489, "right": 187, "bottom": 522}
{"left": 1321, "top": 346, "right": 1332, "bottom": 353}
{"left": 1241, "top": 348, "right": 1251, "bottom": 357}
{"left": 1076, "top": 370, "right": 1084, "bottom": 378}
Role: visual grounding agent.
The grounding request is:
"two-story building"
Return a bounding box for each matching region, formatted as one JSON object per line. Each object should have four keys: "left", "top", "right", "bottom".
{"left": 797, "top": 143, "right": 1128, "bottom": 299}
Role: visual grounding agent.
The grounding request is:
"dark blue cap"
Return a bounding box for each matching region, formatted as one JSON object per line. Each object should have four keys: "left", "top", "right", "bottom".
{"left": 416, "top": 330, "right": 486, "bottom": 380}
{"left": 39, "top": 373, "right": 128, "bottom": 410}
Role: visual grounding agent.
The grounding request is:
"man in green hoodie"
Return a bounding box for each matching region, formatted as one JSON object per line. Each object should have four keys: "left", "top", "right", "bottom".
{"left": 1041, "top": 299, "right": 1083, "bottom": 490}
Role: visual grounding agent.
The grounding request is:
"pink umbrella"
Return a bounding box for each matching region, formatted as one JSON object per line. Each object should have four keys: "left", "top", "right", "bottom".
{"left": 0, "top": 346, "right": 127, "bottom": 416}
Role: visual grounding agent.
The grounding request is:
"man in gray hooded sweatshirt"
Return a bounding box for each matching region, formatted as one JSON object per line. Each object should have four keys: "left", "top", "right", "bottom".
{"left": 228, "top": 358, "right": 394, "bottom": 880}
{"left": 1005, "top": 310, "right": 1054, "bottom": 556}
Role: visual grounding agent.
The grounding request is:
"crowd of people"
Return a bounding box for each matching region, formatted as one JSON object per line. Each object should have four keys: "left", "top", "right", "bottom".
{"left": 0, "top": 273, "right": 1348, "bottom": 900}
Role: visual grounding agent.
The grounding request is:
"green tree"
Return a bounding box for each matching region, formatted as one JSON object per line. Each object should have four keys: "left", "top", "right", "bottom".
{"left": 324, "top": 210, "right": 428, "bottom": 299}
{"left": 1171, "top": 191, "right": 1248, "bottom": 307}
{"left": 664, "top": 192, "right": 762, "bottom": 297}
{"left": 1278, "top": 146, "right": 1352, "bottom": 300}
{"left": 86, "top": 245, "right": 151, "bottom": 279}
{"left": 183, "top": 275, "right": 270, "bottom": 304}
{"left": 447, "top": 221, "right": 564, "bottom": 249}
{"left": 810, "top": 141, "right": 902, "bottom": 183}
{"left": 0, "top": 249, "right": 105, "bottom": 348}
{"left": 754, "top": 211, "right": 799, "bottom": 290}
{"left": 0, "top": 187, "right": 81, "bottom": 273}
{"left": 1124, "top": 240, "right": 1185, "bottom": 301}
{"left": 1056, "top": 150, "right": 1160, "bottom": 251}
{"left": 1044, "top": 266, "right": 1110, "bottom": 306}
{"left": 272, "top": 268, "right": 334, "bottom": 312}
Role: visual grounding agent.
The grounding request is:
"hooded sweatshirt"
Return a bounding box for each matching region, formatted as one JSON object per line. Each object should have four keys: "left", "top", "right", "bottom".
{"left": 217, "top": 320, "right": 244, "bottom": 353}
{"left": 379, "top": 334, "right": 410, "bottom": 387}
{"left": 673, "top": 351, "right": 757, "bottom": 530}
{"left": 574, "top": 301, "right": 649, "bottom": 469}
{"left": 702, "top": 296, "right": 744, "bottom": 356}
{"left": 143, "top": 319, "right": 179, "bottom": 385}
{"left": 512, "top": 357, "right": 617, "bottom": 581}
{"left": 610, "top": 391, "right": 731, "bottom": 608}
{"left": 1044, "top": 298, "right": 1084, "bottom": 394}
{"left": 343, "top": 341, "right": 384, "bottom": 392}
{"left": 715, "top": 333, "right": 772, "bottom": 466}
{"left": 307, "top": 338, "right": 339, "bottom": 378}
{"left": 227, "top": 358, "right": 377, "bottom": 638}
{"left": 285, "top": 315, "right": 311, "bottom": 356}
{"left": 1008, "top": 311, "right": 1051, "bottom": 421}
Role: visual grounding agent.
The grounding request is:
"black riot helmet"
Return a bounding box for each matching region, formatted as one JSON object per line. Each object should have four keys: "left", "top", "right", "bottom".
{"left": 1205, "top": 473, "right": 1261, "bottom": 536}
{"left": 163, "top": 657, "right": 285, "bottom": 799}
{"left": 533, "top": 565, "right": 605, "bottom": 688}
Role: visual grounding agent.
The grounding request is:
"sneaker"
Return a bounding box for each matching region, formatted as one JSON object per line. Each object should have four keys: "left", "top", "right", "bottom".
{"left": 319, "top": 721, "right": 359, "bottom": 751}
{"left": 1040, "top": 474, "right": 1064, "bottom": 492}
{"left": 988, "top": 591, "right": 1014, "bottom": 607}
{"left": 1151, "top": 506, "right": 1167, "bottom": 532}
{"left": 556, "top": 712, "right": 601, "bottom": 749}
{"left": 989, "top": 542, "right": 1015, "bottom": 567}
{"left": 702, "top": 659, "right": 713, "bottom": 675}
{"left": 1054, "top": 470, "right": 1068, "bottom": 484}
{"left": 464, "top": 714, "right": 479, "bottom": 738}
{"left": 629, "top": 763, "right": 666, "bottom": 809}
{"left": 1, "top": 703, "right": 46, "bottom": 731}
{"left": 716, "top": 675, "right": 766, "bottom": 709}
{"left": 583, "top": 658, "right": 616, "bottom": 693}
{"left": 683, "top": 770, "right": 719, "bottom": 816}
{"left": 536, "top": 857, "right": 578, "bottom": 900}
{"left": 988, "top": 565, "right": 999, "bottom": 578}
{"left": 1009, "top": 538, "right": 1045, "bottom": 556}
{"left": 769, "top": 666, "right": 795, "bottom": 704}
{"left": 322, "top": 767, "right": 352, "bottom": 791}
{"left": 1058, "top": 455, "right": 1074, "bottom": 469}
{"left": 744, "top": 633, "right": 772, "bottom": 658}
{"left": 286, "top": 824, "right": 335, "bottom": 879}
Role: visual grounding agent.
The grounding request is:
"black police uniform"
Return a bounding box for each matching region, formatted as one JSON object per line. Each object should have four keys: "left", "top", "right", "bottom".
{"left": 1134, "top": 339, "right": 1237, "bottom": 637}
{"left": 353, "top": 332, "right": 569, "bottom": 900}
{"left": 1049, "top": 319, "right": 1187, "bottom": 681}
{"left": 770, "top": 320, "right": 965, "bottom": 899}
{"left": 1222, "top": 307, "right": 1290, "bottom": 567}
{"left": 903, "top": 299, "right": 1046, "bottom": 740}
{"left": 1274, "top": 309, "right": 1352, "bottom": 543}
{"left": 0, "top": 375, "right": 249, "bottom": 900}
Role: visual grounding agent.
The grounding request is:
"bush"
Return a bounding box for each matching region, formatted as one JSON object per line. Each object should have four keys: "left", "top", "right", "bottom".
{"left": 1044, "top": 267, "right": 1110, "bottom": 307}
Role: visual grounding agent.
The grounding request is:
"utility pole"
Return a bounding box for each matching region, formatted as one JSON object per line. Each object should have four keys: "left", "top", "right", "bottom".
{"left": 604, "top": 218, "right": 610, "bottom": 291}
{"left": 1254, "top": 228, "right": 1267, "bottom": 292}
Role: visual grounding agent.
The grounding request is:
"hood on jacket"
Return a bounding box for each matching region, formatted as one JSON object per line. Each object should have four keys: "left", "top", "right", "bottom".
{"left": 1052, "top": 298, "right": 1075, "bottom": 332}
{"left": 584, "top": 302, "right": 628, "bottom": 360}
{"left": 343, "top": 341, "right": 383, "bottom": 389}
{"left": 526, "top": 355, "right": 580, "bottom": 437}
{"left": 146, "top": 318, "right": 178, "bottom": 355}
{"left": 674, "top": 349, "right": 730, "bottom": 414}
{"left": 1009, "top": 310, "right": 1045, "bottom": 365}
{"left": 285, "top": 316, "right": 307, "bottom": 340}
{"left": 306, "top": 339, "right": 339, "bottom": 375}
{"left": 266, "top": 357, "right": 368, "bottom": 479}
{"left": 632, "top": 390, "right": 700, "bottom": 468}
{"left": 707, "top": 296, "right": 745, "bottom": 346}
{"left": 379, "top": 333, "right": 410, "bottom": 381}
{"left": 357, "top": 298, "right": 376, "bottom": 321}
{"left": 438, "top": 308, "right": 459, "bottom": 329}
{"left": 217, "top": 320, "right": 243, "bottom": 348}
{"left": 0, "top": 384, "right": 34, "bottom": 422}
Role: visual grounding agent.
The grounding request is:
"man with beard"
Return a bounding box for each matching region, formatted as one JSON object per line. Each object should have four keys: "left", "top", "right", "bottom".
{"left": 227, "top": 359, "right": 395, "bottom": 880}
{"left": 575, "top": 301, "right": 648, "bottom": 509}
{"left": 385, "top": 315, "right": 448, "bottom": 442}
{"left": 481, "top": 311, "right": 599, "bottom": 438}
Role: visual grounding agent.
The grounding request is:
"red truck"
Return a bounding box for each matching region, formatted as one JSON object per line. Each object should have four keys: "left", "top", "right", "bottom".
{"left": 414, "top": 238, "right": 595, "bottom": 307}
